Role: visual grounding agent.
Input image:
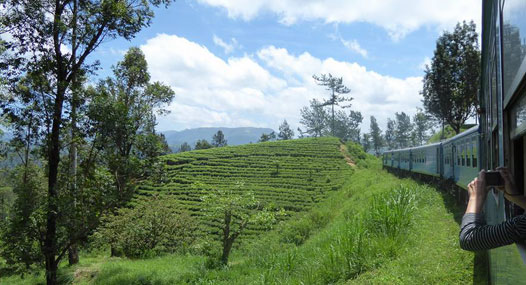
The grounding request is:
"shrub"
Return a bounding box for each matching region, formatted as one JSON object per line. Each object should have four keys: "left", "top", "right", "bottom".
{"left": 345, "top": 141, "right": 367, "bottom": 161}
{"left": 92, "top": 195, "right": 197, "bottom": 258}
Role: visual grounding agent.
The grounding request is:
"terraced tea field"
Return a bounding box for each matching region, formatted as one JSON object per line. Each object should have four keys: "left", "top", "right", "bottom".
{"left": 136, "top": 137, "right": 351, "bottom": 240}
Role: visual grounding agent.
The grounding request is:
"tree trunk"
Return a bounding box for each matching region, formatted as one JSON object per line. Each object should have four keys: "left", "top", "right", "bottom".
{"left": 45, "top": 81, "right": 66, "bottom": 285}
{"left": 221, "top": 238, "right": 233, "bottom": 265}
{"left": 68, "top": 245, "right": 79, "bottom": 265}
{"left": 440, "top": 120, "right": 445, "bottom": 140}
{"left": 68, "top": 0, "right": 80, "bottom": 266}
{"left": 45, "top": 260, "right": 58, "bottom": 285}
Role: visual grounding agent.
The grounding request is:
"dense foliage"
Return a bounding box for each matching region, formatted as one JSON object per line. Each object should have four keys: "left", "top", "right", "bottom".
{"left": 93, "top": 196, "right": 197, "bottom": 258}
{"left": 422, "top": 21, "right": 480, "bottom": 134}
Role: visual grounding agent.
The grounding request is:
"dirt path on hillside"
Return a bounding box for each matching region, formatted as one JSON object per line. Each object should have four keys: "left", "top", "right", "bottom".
{"left": 339, "top": 144, "right": 356, "bottom": 167}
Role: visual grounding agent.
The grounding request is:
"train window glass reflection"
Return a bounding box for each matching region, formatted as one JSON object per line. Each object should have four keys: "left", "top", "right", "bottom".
{"left": 511, "top": 91, "right": 526, "bottom": 138}
{"left": 502, "top": 0, "right": 526, "bottom": 99}
{"left": 491, "top": 52, "right": 498, "bottom": 128}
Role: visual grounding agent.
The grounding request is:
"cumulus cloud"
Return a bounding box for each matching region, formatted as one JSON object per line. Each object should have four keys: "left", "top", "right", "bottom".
{"left": 197, "top": 0, "right": 480, "bottom": 40}
{"left": 141, "top": 34, "right": 423, "bottom": 134}
{"left": 213, "top": 35, "right": 239, "bottom": 54}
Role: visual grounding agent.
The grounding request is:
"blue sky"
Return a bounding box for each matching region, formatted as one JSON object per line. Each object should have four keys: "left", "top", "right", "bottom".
{"left": 90, "top": 0, "right": 481, "bottom": 134}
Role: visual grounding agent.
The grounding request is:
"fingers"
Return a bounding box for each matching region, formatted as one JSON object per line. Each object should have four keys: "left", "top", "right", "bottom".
{"left": 478, "top": 169, "right": 486, "bottom": 181}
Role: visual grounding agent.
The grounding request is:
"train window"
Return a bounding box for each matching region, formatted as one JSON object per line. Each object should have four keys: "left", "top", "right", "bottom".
{"left": 457, "top": 145, "right": 461, "bottom": 165}
{"left": 503, "top": 0, "right": 526, "bottom": 100}
{"left": 473, "top": 139, "right": 478, "bottom": 168}
{"left": 466, "top": 142, "right": 472, "bottom": 167}
{"left": 461, "top": 145, "right": 465, "bottom": 166}
{"left": 510, "top": 92, "right": 526, "bottom": 138}
{"left": 509, "top": 135, "right": 525, "bottom": 218}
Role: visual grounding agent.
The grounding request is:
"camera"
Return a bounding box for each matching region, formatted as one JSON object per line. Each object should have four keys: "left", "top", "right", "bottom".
{"left": 485, "top": 171, "right": 504, "bottom": 187}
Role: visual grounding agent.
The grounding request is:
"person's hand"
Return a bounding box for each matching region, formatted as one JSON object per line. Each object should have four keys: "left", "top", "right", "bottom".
{"left": 466, "top": 170, "right": 489, "bottom": 214}
{"left": 496, "top": 167, "right": 519, "bottom": 195}
{"left": 467, "top": 170, "right": 488, "bottom": 199}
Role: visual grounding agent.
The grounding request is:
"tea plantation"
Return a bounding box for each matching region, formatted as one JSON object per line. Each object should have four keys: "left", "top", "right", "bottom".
{"left": 135, "top": 137, "right": 350, "bottom": 240}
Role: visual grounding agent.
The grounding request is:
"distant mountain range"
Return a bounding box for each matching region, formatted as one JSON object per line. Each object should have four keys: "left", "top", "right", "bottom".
{"left": 161, "top": 127, "right": 274, "bottom": 151}
{"left": 1, "top": 127, "right": 275, "bottom": 152}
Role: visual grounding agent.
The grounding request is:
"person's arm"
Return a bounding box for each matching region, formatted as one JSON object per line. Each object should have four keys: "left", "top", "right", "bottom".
{"left": 465, "top": 170, "right": 488, "bottom": 215}
{"left": 460, "top": 170, "right": 526, "bottom": 251}
{"left": 460, "top": 214, "right": 526, "bottom": 251}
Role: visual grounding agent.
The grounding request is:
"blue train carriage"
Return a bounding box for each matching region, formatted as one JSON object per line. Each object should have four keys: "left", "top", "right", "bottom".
{"left": 444, "top": 126, "right": 480, "bottom": 189}
{"left": 391, "top": 148, "right": 411, "bottom": 171}
{"left": 410, "top": 142, "right": 442, "bottom": 177}
{"left": 479, "top": 0, "right": 526, "bottom": 282}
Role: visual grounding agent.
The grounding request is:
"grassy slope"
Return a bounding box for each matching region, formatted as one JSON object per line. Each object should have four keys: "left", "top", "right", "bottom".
{"left": 1, "top": 140, "right": 476, "bottom": 284}
{"left": 137, "top": 137, "right": 349, "bottom": 240}
{"left": 72, "top": 158, "right": 473, "bottom": 284}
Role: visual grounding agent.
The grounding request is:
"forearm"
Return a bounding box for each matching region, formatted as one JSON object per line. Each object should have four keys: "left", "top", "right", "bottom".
{"left": 459, "top": 213, "right": 526, "bottom": 251}
{"left": 465, "top": 194, "right": 487, "bottom": 214}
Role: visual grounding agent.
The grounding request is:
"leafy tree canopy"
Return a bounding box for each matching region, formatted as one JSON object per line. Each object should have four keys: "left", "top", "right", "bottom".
{"left": 212, "top": 130, "right": 227, "bottom": 147}
{"left": 278, "top": 120, "right": 294, "bottom": 140}
{"left": 421, "top": 21, "right": 480, "bottom": 134}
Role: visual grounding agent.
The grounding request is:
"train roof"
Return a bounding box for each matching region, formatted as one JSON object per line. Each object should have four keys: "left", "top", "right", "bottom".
{"left": 441, "top": 125, "right": 479, "bottom": 144}
{"left": 381, "top": 125, "right": 479, "bottom": 154}
{"left": 409, "top": 142, "right": 442, "bottom": 151}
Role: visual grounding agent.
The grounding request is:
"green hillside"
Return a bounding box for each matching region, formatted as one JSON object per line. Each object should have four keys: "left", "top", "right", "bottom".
{"left": 0, "top": 139, "right": 476, "bottom": 284}
{"left": 136, "top": 137, "right": 350, "bottom": 240}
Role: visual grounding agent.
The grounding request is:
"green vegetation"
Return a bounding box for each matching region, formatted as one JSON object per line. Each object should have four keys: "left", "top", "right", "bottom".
{"left": 0, "top": 138, "right": 475, "bottom": 284}
{"left": 136, "top": 137, "right": 348, "bottom": 243}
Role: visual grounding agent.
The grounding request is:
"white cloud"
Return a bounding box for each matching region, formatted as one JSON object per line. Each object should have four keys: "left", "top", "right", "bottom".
{"left": 197, "top": 0, "right": 481, "bottom": 40}
{"left": 141, "top": 34, "right": 423, "bottom": 134}
{"left": 340, "top": 38, "right": 368, "bottom": 58}
{"left": 213, "top": 35, "right": 239, "bottom": 54}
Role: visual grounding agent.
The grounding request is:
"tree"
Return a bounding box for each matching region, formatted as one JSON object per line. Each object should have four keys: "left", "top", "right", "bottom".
{"left": 212, "top": 130, "right": 227, "bottom": 147}
{"left": 369, "top": 116, "right": 383, "bottom": 155}
{"left": 297, "top": 127, "right": 305, "bottom": 139}
{"left": 312, "top": 74, "right": 352, "bottom": 136}
{"left": 421, "top": 21, "right": 480, "bottom": 134}
{"left": 0, "top": 164, "right": 46, "bottom": 273}
{"left": 90, "top": 47, "right": 174, "bottom": 202}
{"left": 394, "top": 112, "right": 412, "bottom": 148}
{"left": 300, "top": 99, "right": 328, "bottom": 137}
{"left": 277, "top": 120, "right": 294, "bottom": 140}
{"left": 385, "top": 118, "right": 396, "bottom": 150}
{"left": 258, "top": 131, "right": 276, "bottom": 142}
{"left": 92, "top": 196, "right": 197, "bottom": 258}
{"left": 195, "top": 139, "right": 213, "bottom": 150}
{"left": 411, "top": 109, "right": 433, "bottom": 146}
{"left": 201, "top": 183, "right": 281, "bottom": 265}
{"left": 178, "top": 142, "right": 192, "bottom": 152}
{"left": 361, "top": 133, "right": 371, "bottom": 153}
{"left": 331, "top": 110, "right": 362, "bottom": 142}
{"left": 1, "top": 1, "right": 173, "bottom": 282}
